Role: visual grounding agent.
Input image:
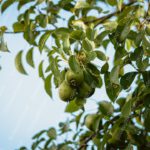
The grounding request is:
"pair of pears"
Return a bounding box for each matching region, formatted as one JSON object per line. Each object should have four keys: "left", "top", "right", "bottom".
{"left": 59, "top": 69, "right": 95, "bottom": 102}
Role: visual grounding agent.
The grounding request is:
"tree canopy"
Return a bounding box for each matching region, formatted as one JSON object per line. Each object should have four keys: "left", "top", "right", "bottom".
{"left": 0, "top": 0, "right": 150, "bottom": 149}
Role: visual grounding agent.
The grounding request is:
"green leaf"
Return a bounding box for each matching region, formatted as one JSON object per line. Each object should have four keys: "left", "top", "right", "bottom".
{"left": 99, "top": 101, "right": 114, "bottom": 116}
{"left": 146, "top": 25, "right": 150, "bottom": 36}
{"left": 118, "top": 0, "right": 123, "bottom": 11}
{"left": 31, "top": 138, "right": 45, "bottom": 150}
{"left": 39, "top": 31, "right": 51, "bottom": 52}
{"left": 70, "top": 30, "right": 85, "bottom": 40}
{"left": 13, "top": 22, "right": 25, "bottom": 32}
{"left": 144, "top": 94, "right": 150, "bottom": 106}
{"left": 119, "top": 20, "right": 132, "bottom": 42}
{"left": 108, "top": 127, "right": 122, "bottom": 144}
{"left": 38, "top": 61, "right": 44, "bottom": 79}
{"left": 36, "top": 0, "right": 45, "bottom": 4}
{"left": 44, "top": 74, "right": 53, "bottom": 98}
{"left": 86, "top": 51, "right": 97, "bottom": 62}
{"left": 87, "top": 63, "right": 100, "bottom": 77}
{"left": 75, "top": 97, "right": 86, "bottom": 107}
{"left": 32, "top": 130, "right": 46, "bottom": 139}
{"left": 107, "top": 0, "right": 117, "bottom": 6}
{"left": 104, "top": 72, "right": 120, "bottom": 102}
{"left": 116, "top": 97, "right": 126, "bottom": 107}
{"left": 69, "top": 55, "right": 81, "bottom": 73}
{"left": 44, "top": 139, "right": 52, "bottom": 149}
{"left": 65, "top": 100, "right": 82, "bottom": 113}
{"left": 62, "top": 37, "right": 70, "bottom": 55}
{"left": 97, "top": 74, "right": 103, "bottom": 88}
{"left": 120, "top": 72, "right": 137, "bottom": 89}
{"left": 18, "top": 0, "right": 34, "bottom": 10}
{"left": 15, "top": 50, "right": 27, "bottom": 75}
{"left": 110, "top": 65, "right": 120, "bottom": 85}
{"left": 24, "top": 10, "right": 30, "bottom": 26}
{"left": 75, "top": 1, "right": 90, "bottom": 9}
{"left": 0, "top": 35, "right": 9, "bottom": 52}
{"left": 142, "top": 71, "right": 150, "bottom": 87}
{"left": 144, "top": 108, "right": 150, "bottom": 131}
{"left": 130, "top": 47, "right": 143, "bottom": 61}
{"left": 37, "top": 14, "right": 49, "bottom": 28}
{"left": 95, "top": 31, "right": 110, "bottom": 47}
{"left": 51, "top": 57, "right": 60, "bottom": 80}
{"left": 72, "top": 20, "right": 86, "bottom": 30}
{"left": 48, "top": 144, "right": 57, "bottom": 150}
{"left": 1, "top": 0, "right": 15, "bottom": 13}
{"left": 135, "top": 30, "right": 144, "bottom": 47}
{"left": 121, "top": 100, "right": 131, "bottom": 118}
{"left": 19, "top": 147, "right": 27, "bottom": 150}
{"left": 83, "top": 70, "right": 96, "bottom": 86}
{"left": 26, "top": 47, "right": 34, "bottom": 68}
{"left": 75, "top": 112, "right": 83, "bottom": 129}
{"left": 103, "top": 21, "right": 118, "bottom": 31}
{"left": 47, "top": 128, "right": 57, "bottom": 139}
{"left": 54, "top": 28, "right": 70, "bottom": 39}
{"left": 86, "top": 28, "right": 97, "bottom": 41}
{"left": 95, "top": 50, "right": 106, "bottom": 61}
{"left": 143, "top": 36, "right": 150, "bottom": 49}
{"left": 114, "top": 46, "right": 127, "bottom": 64}
{"left": 82, "top": 38, "right": 95, "bottom": 51}
{"left": 101, "top": 62, "right": 109, "bottom": 74}
{"left": 23, "top": 23, "right": 38, "bottom": 45}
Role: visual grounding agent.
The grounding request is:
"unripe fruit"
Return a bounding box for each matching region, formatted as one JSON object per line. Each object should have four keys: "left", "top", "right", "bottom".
{"left": 66, "top": 70, "right": 84, "bottom": 87}
{"left": 59, "top": 81, "right": 76, "bottom": 102}
{"left": 47, "top": 128, "right": 56, "bottom": 139}
{"left": 78, "top": 82, "right": 95, "bottom": 98}
{"left": 99, "top": 101, "right": 114, "bottom": 116}
{"left": 85, "top": 114, "right": 100, "bottom": 131}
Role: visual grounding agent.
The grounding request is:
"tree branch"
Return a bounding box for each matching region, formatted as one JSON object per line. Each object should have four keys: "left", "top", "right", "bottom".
{"left": 3, "top": 1, "right": 137, "bottom": 34}
{"left": 78, "top": 131, "right": 98, "bottom": 150}
{"left": 85, "top": 0, "right": 137, "bottom": 27}
{"left": 4, "top": 29, "right": 49, "bottom": 34}
{"left": 78, "top": 95, "right": 145, "bottom": 150}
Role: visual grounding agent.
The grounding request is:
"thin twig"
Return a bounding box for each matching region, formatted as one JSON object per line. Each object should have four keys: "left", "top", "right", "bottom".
{"left": 78, "top": 132, "right": 98, "bottom": 150}
{"left": 84, "top": 0, "right": 137, "bottom": 27}
{"left": 4, "top": 29, "right": 49, "bottom": 34}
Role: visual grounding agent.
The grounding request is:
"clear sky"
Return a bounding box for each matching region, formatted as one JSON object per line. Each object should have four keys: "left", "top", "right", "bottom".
{"left": 0, "top": 2, "right": 107, "bottom": 150}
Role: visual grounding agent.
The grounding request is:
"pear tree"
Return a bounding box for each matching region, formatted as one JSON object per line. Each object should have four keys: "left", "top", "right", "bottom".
{"left": 0, "top": 0, "right": 150, "bottom": 149}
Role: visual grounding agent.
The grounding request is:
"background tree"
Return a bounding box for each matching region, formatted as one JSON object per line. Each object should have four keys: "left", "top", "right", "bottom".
{"left": 0, "top": 0, "right": 150, "bottom": 149}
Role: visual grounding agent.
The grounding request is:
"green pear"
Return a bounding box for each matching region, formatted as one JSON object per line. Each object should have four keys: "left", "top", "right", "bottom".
{"left": 66, "top": 69, "right": 84, "bottom": 87}
{"left": 85, "top": 114, "right": 100, "bottom": 131}
{"left": 59, "top": 81, "right": 76, "bottom": 102}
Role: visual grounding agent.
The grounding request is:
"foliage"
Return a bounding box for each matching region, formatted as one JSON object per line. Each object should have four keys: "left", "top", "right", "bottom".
{"left": 0, "top": 0, "right": 150, "bottom": 149}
